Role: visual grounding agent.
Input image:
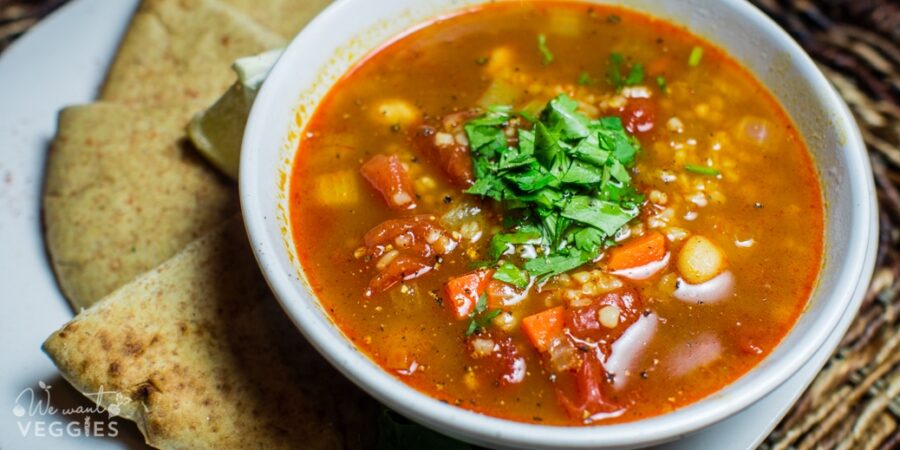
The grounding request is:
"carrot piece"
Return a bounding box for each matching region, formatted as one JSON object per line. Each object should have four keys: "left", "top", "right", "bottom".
{"left": 443, "top": 269, "right": 494, "bottom": 320}
{"left": 521, "top": 306, "right": 566, "bottom": 352}
{"left": 606, "top": 231, "right": 668, "bottom": 271}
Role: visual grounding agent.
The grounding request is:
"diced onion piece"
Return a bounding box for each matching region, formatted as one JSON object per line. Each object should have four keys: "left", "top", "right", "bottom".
{"left": 677, "top": 236, "right": 727, "bottom": 284}
{"left": 440, "top": 200, "right": 482, "bottom": 228}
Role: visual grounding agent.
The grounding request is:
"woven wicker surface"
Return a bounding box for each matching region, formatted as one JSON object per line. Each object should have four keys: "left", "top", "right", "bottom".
{"left": 2, "top": 0, "right": 897, "bottom": 448}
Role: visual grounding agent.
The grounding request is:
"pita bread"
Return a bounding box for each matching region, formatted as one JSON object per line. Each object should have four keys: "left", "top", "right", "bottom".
{"left": 43, "top": 103, "right": 238, "bottom": 309}
{"left": 43, "top": 217, "right": 378, "bottom": 449}
{"left": 100, "top": 0, "right": 283, "bottom": 106}
{"left": 220, "top": 0, "right": 332, "bottom": 38}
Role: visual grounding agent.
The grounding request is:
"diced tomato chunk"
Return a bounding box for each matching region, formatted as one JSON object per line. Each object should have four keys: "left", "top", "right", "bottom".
{"left": 521, "top": 306, "right": 566, "bottom": 353}
{"left": 443, "top": 269, "right": 494, "bottom": 319}
{"left": 557, "top": 352, "right": 618, "bottom": 421}
{"left": 619, "top": 98, "right": 657, "bottom": 135}
{"left": 361, "top": 216, "right": 457, "bottom": 296}
{"left": 468, "top": 332, "right": 526, "bottom": 386}
{"left": 566, "top": 286, "right": 643, "bottom": 342}
{"left": 360, "top": 154, "right": 417, "bottom": 210}
{"left": 365, "top": 215, "right": 434, "bottom": 247}
{"left": 368, "top": 255, "right": 433, "bottom": 295}
{"left": 607, "top": 231, "right": 668, "bottom": 271}
{"left": 414, "top": 125, "right": 475, "bottom": 186}
{"left": 493, "top": 336, "right": 526, "bottom": 386}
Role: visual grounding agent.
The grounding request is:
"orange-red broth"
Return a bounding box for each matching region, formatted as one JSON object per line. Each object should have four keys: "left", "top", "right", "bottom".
{"left": 289, "top": 2, "right": 823, "bottom": 425}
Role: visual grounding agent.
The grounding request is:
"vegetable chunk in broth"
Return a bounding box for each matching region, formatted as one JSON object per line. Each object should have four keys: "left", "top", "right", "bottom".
{"left": 289, "top": 2, "right": 824, "bottom": 426}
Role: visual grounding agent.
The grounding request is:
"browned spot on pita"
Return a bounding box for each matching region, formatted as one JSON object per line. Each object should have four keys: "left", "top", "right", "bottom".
{"left": 43, "top": 219, "right": 378, "bottom": 448}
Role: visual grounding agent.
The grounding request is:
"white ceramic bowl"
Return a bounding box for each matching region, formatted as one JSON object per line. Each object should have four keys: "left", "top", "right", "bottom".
{"left": 240, "top": 0, "right": 877, "bottom": 448}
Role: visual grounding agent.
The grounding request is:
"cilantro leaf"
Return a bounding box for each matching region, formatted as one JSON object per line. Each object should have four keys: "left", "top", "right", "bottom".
{"left": 465, "top": 320, "right": 478, "bottom": 336}
{"left": 656, "top": 75, "right": 668, "bottom": 93}
{"left": 625, "top": 63, "right": 645, "bottom": 85}
{"left": 537, "top": 34, "right": 554, "bottom": 65}
{"left": 466, "top": 294, "right": 500, "bottom": 336}
{"left": 684, "top": 164, "right": 720, "bottom": 176}
{"left": 560, "top": 196, "right": 638, "bottom": 235}
{"left": 489, "top": 228, "right": 541, "bottom": 260}
{"left": 475, "top": 293, "right": 488, "bottom": 314}
{"left": 560, "top": 160, "right": 604, "bottom": 185}
{"left": 577, "top": 71, "right": 593, "bottom": 86}
{"left": 542, "top": 94, "right": 590, "bottom": 139}
{"left": 608, "top": 53, "right": 625, "bottom": 90}
{"left": 493, "top": 262, "right": 530, "bottom": 288}
{"left": 517, "top": 129, "right": 535, "bottom": 155}
{"left": 570, "top": 133, "right": 609, "bottom": 166}
{"left": 607, "top": 53, "right": 646, "bottom": 91}
{"left": 524, "top": 250, "right": 591, "bottom": 277}
{"left": 571, "top": 227, "right": 605, "bottom": 253}
{"left": 689, "top": 46, "right": 704, "bottom": 67}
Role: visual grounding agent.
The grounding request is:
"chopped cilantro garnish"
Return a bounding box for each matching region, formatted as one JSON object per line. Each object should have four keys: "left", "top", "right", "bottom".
{"left": 516, "top": 110, "right": 538, "bottom": 123}
{"left": 537, "top": 34, "right": 554, "bottom": 65}
{"left": 625, "top": 64, "right": 644, "bottom": 85}
{"left": 493, "top": 262, "right": 530, "bottom": 288}
{"left": 688, "top": 46, "right": 704, "bottom": 67}
{"left": 684, "top": 164, "right": 720, "bottom": 176}
{"left": 656, "top": 75, "right": 668, "bottom": 93}
{"left": 523, "top": 251, "right": 591, "bottom": 278}
{"left": 607, "top": 53, "right": 644, "bottom": 90}
{"left": 577, "top": 71, "right": 593, "bottom": 86}
{"left": 463, "top": 94, "right": 643, "bottom": 281}
{"left": 475, "top": 56, "right": 488, "bottom": 66}
{"left": 466, "top": 294, "right": 501, "bottom": 336}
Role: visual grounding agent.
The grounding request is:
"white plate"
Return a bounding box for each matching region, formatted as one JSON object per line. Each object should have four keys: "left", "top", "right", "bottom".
{"left": 0, "top": 0, "right": 877, "bottom": 449}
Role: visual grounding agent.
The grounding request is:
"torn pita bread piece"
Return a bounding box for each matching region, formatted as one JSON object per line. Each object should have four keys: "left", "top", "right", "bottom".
{"left": 220, "top": 0, "right": 332, "bottom": 38}
{"left": 43, "top": 102, "right": 238, "bottom": 310}
{"left": 43, "top": 218, "right": 378, "bottom": 449}
{"left": 101, "top": 0, "right": 283, "bottom": 106}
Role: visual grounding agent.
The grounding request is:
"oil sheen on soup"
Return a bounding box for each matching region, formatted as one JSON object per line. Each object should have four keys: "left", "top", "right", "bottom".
{"left": 289, "top": 2, "right": 824, "bottom": 426}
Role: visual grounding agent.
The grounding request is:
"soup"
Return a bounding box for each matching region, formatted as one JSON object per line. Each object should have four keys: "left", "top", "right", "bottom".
{"left": 289, "top": 1, "right": 823, "bottom": 426}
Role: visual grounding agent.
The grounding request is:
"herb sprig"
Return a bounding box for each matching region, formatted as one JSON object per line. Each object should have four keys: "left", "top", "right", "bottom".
{"left": 463, "top": 94, "right": 643, "bottom": 280}
{"left": 607, "top": 53, "right": 644, "bottom": 91}
{"left": 466, "top": 294, "right": 502, "bottom": 336}
{"left": 537, "top": 34, "right": 554, "bottom": 65}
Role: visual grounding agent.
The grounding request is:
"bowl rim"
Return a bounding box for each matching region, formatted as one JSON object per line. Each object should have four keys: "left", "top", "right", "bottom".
{"left": 240, "top": 0, "right": 877, "bottom": 447}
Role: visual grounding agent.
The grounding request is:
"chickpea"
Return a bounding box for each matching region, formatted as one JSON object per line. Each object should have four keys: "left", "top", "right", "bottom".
{"left": 677, "top": 236, "right": 727, "bottom": 284}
